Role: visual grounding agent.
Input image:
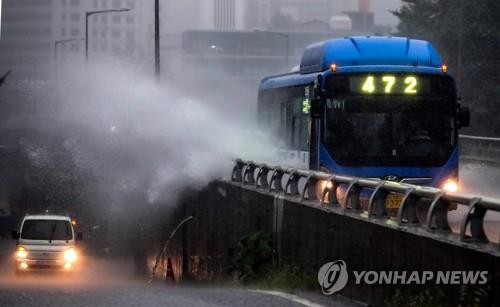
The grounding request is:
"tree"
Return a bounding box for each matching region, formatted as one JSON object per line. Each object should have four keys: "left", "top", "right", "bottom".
{"left": 392, "top": 0, "right": 500, "bottom": 136}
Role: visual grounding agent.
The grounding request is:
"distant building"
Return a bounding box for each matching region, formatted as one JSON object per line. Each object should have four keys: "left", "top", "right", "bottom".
{"left": 177, "top": 29, "right": 369, "bottom": 80}
{"left": 342, "top": 0, "right": 374, "bottom": 31}
{"left": 198, "top": 0, "right": 246, "bottom": 31}
{"left": 83, "top": 0, "right": 148, "bottom": 59}
{"left": 0, "top": 0, "right": 154, "bottom": 71}
{"left": 0, "top": 0, "right": 58, "bottom": 77}
{"left": 0, "top": 0, "right": 400, "bottom": 79}
{"left": 277, "top": 0, "right": 333, "bottom": 25}
{"left": 242, "top": 0, "right": 374, "bottom": 32}
{"left": 54, "top": 0, "right": 150, "bottom": 61}
{"left": 53, "top": 0, "right": 88, "bottom": 60}
{"left": 244, "top": 0, "right": 272, "bottom": 30}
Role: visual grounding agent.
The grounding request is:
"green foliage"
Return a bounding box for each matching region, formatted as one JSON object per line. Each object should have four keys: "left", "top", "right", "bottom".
{"left": 392, "top": 0, "right": 500, "bottom": 136}
{"left": 458, "top": 285, "right": 489, "bottom": 307}
{"left": 229, "top": 231, "right": 273, "bottom": 282}
{"left": 255, "top": 264, "right": 317, "bottom": 292}
{"left": 385, "top": 286, "right": 489, "bottom": 307}
{"left": 385, "top": 287, "right": 445, "bottom": 307}
{"left": 411, "top": 288, "right": 445, "bottom": 307}
{"left": 384, "top": 289, "right": 406, "bottom": 307}
{"left": 228, "top": 231, "right": 315, "bottom": 291}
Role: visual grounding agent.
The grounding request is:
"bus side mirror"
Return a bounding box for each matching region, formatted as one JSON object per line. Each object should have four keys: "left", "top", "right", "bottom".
{"left": 76, "top": 232, "right": 83, "bottom": 241}
{"left": 11, "top": 230, "right": 19, "bottom": 240}
{"left": 458, "top": 106, "right": 470, "bottom": 128}
{"left": 311, "top": 98, "right": 324, "bottom": 118}
{"left": 310, "top": 77, "right": 325, "bottom": 119}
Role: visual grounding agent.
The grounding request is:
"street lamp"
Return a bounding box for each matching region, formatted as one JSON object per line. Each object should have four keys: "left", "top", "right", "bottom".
{"left": 85, "top": 8, "right": 131, "bottom": 61}
{"left": 154, "top": 0, "right": 160, "bottom": 80}
{"left": 254, "top": 30, "right": 290, "bottom": 67}
{"left": 54, "top": 38, "right": 84, "bottom": 60}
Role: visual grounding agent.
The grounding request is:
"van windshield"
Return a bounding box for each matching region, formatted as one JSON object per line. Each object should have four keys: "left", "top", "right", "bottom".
{"left": 21, "top": 220, "right": 72, "bottom": 241}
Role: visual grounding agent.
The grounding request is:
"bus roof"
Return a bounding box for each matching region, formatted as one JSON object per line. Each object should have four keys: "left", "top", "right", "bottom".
{"left": 260, "top": 72, "right": 318, "bottom": 91}
{"left": 300, "top": 36, "right": 443, "bottom": 73}
{"left": 260, "top": 36, "right": 444, "bottom": 90}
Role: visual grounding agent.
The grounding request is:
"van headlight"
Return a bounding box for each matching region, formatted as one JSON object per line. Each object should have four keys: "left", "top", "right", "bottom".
{"left": 16, "top": 246, "right": 28, "bottom": 259}
{"left": 64, "top": 248, "right": 78, "bottom": 262}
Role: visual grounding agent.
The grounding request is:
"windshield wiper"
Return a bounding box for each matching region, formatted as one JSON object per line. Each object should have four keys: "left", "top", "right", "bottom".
{"left": 48, "top": 222, "right": 58, "bottom": 243}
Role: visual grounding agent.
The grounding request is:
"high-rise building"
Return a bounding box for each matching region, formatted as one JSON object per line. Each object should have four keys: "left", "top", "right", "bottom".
{"left": 244, "top": 0, "right": 357, "bottom": 31}
{"left": 0, "top": 0, "right": 154, "bottom": 72}
{"left": 214, "top": 0, "right": 236, "bottom": 30}
{"left": 244, "top": 0, "right": 272, "bottom": 30}
{"left": 199, "top": 0, "right": 246, "bottom": 31}
{"left": 55, "top": 0, "right": 89, "bottom": 58}
{"left": 55, "top": 0, "right": 149, "bottom": 61}
{"left": 0, "top": 0, "right": 58, "bottom": 77}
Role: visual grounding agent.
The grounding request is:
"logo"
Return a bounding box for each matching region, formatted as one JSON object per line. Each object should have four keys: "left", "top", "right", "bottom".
{"left": 318, "top": 259, "right": 488, "bottom": 295}
{"left": 317, "top": 260, "right": 348, "bottom": 295}
{"left": 384, "top": 175, "right": 400, "bottom": 182}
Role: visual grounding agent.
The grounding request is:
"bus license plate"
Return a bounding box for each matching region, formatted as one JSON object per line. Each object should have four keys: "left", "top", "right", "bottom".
{"left": 386, "top": 194, "right": 403, "bottom": 209}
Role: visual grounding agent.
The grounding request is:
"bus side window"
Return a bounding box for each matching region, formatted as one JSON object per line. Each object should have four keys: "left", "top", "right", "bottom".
{"left": 257, "top": 89, "right": 282, "bottom": 142}
{"left": 260, "top": 86, "right": 311, "bottom": 151}
{"left": 280, "top": 101, "right": 288, "bottom": 147}
{"left": 289, "top": 91, "right": 310, "bottom": 151}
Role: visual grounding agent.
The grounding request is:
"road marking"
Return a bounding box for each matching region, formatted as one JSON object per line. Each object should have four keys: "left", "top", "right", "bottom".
{"left": 249, "top": 290, "right": 326, "bottom": 307}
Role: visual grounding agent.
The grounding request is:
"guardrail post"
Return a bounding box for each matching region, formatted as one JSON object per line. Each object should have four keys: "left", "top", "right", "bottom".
{"left": 269, "top": 168, "right": 284, "bottom": 193}
{"left": 231, "top": 159, "right": 244, "bottom": 182}
{"left": 320, "top": 177, "right": 339, "bottom": 207}
{"left": 460, "top": 198, "right": 488, "bottom": 243}
{"left": 397, "top": 188, "right": 419, "bottom": 225}
{"left": 256, "top": 165, "right": 270, "bottom": 188}
{"left": 243, "top": 162, "right": 256, "bottom": 185}
{"left": 367, "top": 181, "right": 388, "bottom": 217}
{"left": 426, "top": 192, "right": 451, "bottom": 232}
{"left": 285, "top": 171, "right": 300, "bottom": 196}
{"left": 300, "top": 174, "right": 317, "bottom": 201}
{"left": 345, "top": 179, "right": 361, "bottom": 211}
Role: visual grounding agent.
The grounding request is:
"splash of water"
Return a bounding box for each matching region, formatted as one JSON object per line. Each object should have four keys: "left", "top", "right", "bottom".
{"left": 16, "top": 58, "right": 275, "bottom": 207}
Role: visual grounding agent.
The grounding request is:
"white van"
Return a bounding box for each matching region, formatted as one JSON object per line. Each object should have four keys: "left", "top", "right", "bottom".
{"left": 12, "top": 214, "right": 82, "bottom": 274}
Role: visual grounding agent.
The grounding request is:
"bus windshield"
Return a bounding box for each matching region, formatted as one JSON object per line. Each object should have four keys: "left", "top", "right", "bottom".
{"left": 323, "top": 95, "right": 456, "bottom": 167}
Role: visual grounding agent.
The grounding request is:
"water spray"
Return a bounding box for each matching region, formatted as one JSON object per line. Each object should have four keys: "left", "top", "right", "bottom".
{"left": 148, "top": 214, "right": 195, "bottom": 284}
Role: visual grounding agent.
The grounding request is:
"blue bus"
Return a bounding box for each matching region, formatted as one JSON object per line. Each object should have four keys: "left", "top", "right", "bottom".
{"left": 257, "top": 36, "right": 470, "bottom": 210}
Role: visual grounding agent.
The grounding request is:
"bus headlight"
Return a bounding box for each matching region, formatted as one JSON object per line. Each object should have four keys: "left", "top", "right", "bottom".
{"left": 442, "top": 169, "right": 459, "bottom": 192}
{"left": 64, "top": 248, "right": 78, "bottom": 262}
{"left": 443, "top": 180, "right": 458, "bottom": 192}
{"left": 16, "top": 246, "right": 28, "bottom": 259}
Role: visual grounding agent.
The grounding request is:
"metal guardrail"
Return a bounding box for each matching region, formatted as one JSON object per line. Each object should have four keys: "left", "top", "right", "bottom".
{"left": 460, "top": 134, "right": 500, "bottom": 163}
{"left": 231, "top": 159, "right": 500, "bottom": 245}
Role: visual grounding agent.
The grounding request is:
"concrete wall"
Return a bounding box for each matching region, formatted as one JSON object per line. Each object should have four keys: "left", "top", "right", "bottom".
{"left": 159, "top": 181, "right": 500, "bottom": 305}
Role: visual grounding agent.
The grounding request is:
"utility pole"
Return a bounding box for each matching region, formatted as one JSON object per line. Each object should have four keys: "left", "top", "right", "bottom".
{"left": 154, "top": 0, "right": 160, "bottom": 80}
{"left": 457, "top": 0, "right": 464, "bottom": 93}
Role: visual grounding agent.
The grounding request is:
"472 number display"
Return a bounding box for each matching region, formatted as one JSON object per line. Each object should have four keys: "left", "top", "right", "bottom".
{"left": 360, "top": 75, "right": 418, "bottom": 94}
